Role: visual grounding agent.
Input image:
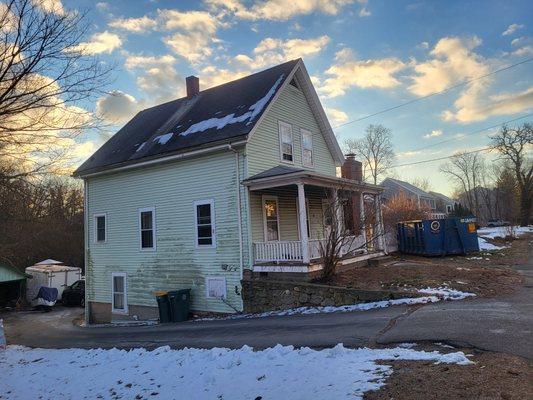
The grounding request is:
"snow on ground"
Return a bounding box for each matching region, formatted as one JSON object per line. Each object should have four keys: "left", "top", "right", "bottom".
{"left": 477, "top": 226, "right": 533, "bottom": 239}
{"left": 0, "top": 344, "right": 472, "bottom": 400}
{"left": 478, "top": 237, "right": 505, "bottom": 251}
{"left": 197, "top": 287, "right": 474, "bottom": 321}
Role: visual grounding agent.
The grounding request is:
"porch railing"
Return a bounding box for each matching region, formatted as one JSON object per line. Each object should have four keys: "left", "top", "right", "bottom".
{"left": 254, "top": 234, "right": 367, "bottom": 263}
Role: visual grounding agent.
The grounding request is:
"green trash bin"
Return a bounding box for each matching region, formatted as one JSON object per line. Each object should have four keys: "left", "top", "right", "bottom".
{"left": 167, "top": 289, "right": 191, "bottom": 322}
{"left": 155, "top": 291, "right": 171, "bottom": 323}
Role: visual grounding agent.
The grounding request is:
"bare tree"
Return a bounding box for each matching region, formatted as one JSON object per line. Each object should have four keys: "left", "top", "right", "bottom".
{"left": 0, "top": 0, "right": 110, "bottom": 183}
{"left": 345, "top": 124, "right": 395, "bottom": 185}
{"left": 440, "top": 151, "right": 485, "bottom": 220}
{"left": 408, "top": 177, "right": 432, "bottom": 192}
{"left": 491, "top": 123, "right": 533, "bottom": 226}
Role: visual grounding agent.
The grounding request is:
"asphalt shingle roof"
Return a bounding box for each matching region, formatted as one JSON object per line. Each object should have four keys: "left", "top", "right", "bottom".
{"left": 75, "top": 59, "right": 299, "bottom": 176}
{"left": 382, "top": 178, "right": 433, "bottom": 198}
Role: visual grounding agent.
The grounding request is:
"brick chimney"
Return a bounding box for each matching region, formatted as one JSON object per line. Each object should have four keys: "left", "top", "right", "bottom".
{"left": 341, "top": 153, "right": 363, "bottom": 182}
{"left": 186, "top": 76, "right": 200, "bottom": 98}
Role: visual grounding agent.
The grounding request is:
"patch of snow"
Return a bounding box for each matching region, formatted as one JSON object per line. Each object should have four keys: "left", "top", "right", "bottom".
{"left": 418, "top": 287, "right": 476, "bottom": 300}
{"left": 397, "top": 342, "right": 418, "bottom": 349}
{"left": 153, "top": 132, "right": 173, "bottom": 145}
{"left": 135, "top": 141, "right": 146, "bottom": 152}
{"left": 0, "top": 344, "right": 472, "bottom": 399}
{"left": 179, "top": 74, "right": 284, "bottom": 137}
{"left": 467, "top": 256, "right": 482, "bottom": 260}
{"left": 478, "top": 237, "right": 505, "bottom": 251}
{"left": 477, "top": 226, "right": 533, "bottom": 239}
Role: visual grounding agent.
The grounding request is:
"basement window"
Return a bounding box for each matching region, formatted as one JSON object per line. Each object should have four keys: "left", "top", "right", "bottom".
{"left": 206, "top": 276, "right": 227, "bottom": 299}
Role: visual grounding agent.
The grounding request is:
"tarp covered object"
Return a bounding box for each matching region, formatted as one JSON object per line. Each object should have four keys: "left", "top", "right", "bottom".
{"left": 34, "top": 286, "right": 58, "bottom": 306}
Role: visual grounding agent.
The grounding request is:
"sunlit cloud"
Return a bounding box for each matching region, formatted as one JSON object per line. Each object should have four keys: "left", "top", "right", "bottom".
{"left": 69, "top": 31, "right": 122, "bottom": 55}
{"left": 502, "top": 23, "right": 524, "bottom": 36}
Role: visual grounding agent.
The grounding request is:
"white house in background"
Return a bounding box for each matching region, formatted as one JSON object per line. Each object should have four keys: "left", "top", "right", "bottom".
{"left": 429, "top": 191, "right": 458, "bottom": 215}
{"left": 74, "top": 59, "right": 385, "bottom": 323}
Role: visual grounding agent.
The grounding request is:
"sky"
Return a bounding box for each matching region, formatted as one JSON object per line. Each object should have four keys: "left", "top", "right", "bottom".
{"left": 60, "top": 0, "right": 533, "bottom": 195}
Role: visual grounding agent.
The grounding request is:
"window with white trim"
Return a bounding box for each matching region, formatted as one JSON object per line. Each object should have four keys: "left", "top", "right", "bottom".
{"left": 195, "top": 200, "right": 216, "bottom": 247}
{"left": 301, "top": 129, "right": 314, "bottom": 167}
{"left": 206, "top": 276, "right": 227, "bottom": 299}
{"left": 279, "top": 121, "right": 294, "bottom": 163}
{"left": 112, "top": 273, "right": 127, "bottom": 313}
{"left": 263, "top": 196, "right": 280, "bottom": 241}
{"left": 94, "top": 213, "right": 106, "bottom": 243}
{"left": 139, "top": 207, "right": 156, "bottom": 250}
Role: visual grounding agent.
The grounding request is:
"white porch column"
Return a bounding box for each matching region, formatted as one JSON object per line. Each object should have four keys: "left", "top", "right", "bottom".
{"left": 297, "top": 183, "right": 310, "bottom": 263}
{"left": 374, "top": 194, "right": 386, "bottom": 252}
{"left": 359, "top": 192, "right": 368, "bottom": 253}
{"left": 332, "top": 188, "right": 344, "bottom": 237}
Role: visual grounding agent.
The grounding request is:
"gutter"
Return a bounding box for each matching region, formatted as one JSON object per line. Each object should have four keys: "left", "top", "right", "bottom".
{"left": 229, "top": 145, "right": 244, "bottom": 289}
{"left": 75, "top": 140, "right": 248, "bottom": 179}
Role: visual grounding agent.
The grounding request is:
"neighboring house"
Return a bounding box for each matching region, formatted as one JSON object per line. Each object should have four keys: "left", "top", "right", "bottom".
{"left": 0, "top": 263, "right": 29, "bottom": 306}
{"left": 380, "top": 178, "right": 437, "bottom": 211}
{"left": 74, "top": 59, "right": 384, "bottom": 323}
{"left": 429, "top": 191, "right": 457, "bottom": 215}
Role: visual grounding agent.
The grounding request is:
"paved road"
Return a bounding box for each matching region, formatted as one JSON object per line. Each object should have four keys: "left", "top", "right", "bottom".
{"left": 3, "top": 251, "right": 532, "bottom": 359}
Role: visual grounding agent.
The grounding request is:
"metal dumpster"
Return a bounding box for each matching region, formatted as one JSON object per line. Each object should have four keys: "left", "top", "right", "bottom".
{"left": 397, "top": 217, "right": 479, "bottom": 256}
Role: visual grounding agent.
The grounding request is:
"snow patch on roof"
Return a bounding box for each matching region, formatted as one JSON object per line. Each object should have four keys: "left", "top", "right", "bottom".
{"left": 179, "top": 74, "right": 285, "bottom": 137}
{"left": 153, "top": 132, "right": 173, "bottom": 145}
{"left": 135, "top": 142, "right": 146, "bottom": 152}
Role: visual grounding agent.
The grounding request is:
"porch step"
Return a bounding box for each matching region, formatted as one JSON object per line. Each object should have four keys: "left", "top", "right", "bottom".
{"left": 367, "top": 256, "right": 394, "bottom": 267}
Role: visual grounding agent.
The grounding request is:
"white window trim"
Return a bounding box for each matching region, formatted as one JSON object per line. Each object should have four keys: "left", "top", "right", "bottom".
{"left": 93, "top": 213, "right": 107, "bottom": 244}
{"left": 205, "top": 276, "right": 227, "bottom": 299}
{"left": 296, "top": 199, "right": 311, "bottom": 240}
{"left": 111, "top": 272, "right": 128, "bottom": 314}
{"left": 300, "top": 128, "right": 314, "bottom": 168}
{"left": 194, "top": 199, "right": 216, "bottom": 249}
{"left": 278, "top": 120, "right": 294, "bottom": 165}
{"left": 262, "top": 195, "right": 281, "bottom": 242}
{"left": 138, "top": 206, "right": 156, "bottom": 251}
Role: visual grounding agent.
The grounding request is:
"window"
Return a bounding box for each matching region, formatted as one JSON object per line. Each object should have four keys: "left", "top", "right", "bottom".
{"left": 262, "top": 196, "right": 280, "bottom": 241}
{"left": 446, "top": 204, "right": 453, "bottom": 213}
{"left": 206, "top": 276, "right": 227, "bottom": 299}
{"left": 322, "top": 199, "right": 333, "bottom": 227}
{"left": 194, "top": 200, "right": 216, "bottom": 248}
{"left": 301, "top": 129, "right": 314, "bottom": 167}
{"left": 296, "top": 199, "right": 311, "bottom": 238}
{"left": 278, "top": 121, "right": 294, "bottom": 163}
{"left": 139, "top": 207, "right": 156, "bottom": 250}
{"left": 94, "top": 213, "right": 106, "bottom": 243}
{"left": 112, "top": 273, "right": 127, "bottom": 314}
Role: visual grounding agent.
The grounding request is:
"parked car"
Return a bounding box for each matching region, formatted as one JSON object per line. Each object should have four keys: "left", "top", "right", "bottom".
{"left": 486, "top": 219, "right": 510, "bottom": 227}
{"left": 61, "top": 280, "right": 85, "bottom": 307}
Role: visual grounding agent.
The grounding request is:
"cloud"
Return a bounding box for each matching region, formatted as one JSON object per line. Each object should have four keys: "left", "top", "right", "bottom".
{"left": 502, "top": 23, "right": 524, "bottom": 36}
{"left": 397, "top": 150, "right": 423, "bottom": 157}
{"left": 199, "top": 65, "right": 250, "bottom": 89}
{"left": 33, "top": 0, "right": 65, "bottom": 15}
{"left": 95, "top": 91, "right": 140, "bottom": 124}
{"left": 206, "top": 0, "right": 355, "bottom": 21}
{"left": 510, "top": 36, "right": 533, "bottom": 57}
{"left": 319, "top": 48, "right": 406, "bottom": 98}
{"left": 423, "top": 129, "right": 443, "bottom": 139}
{"left": 70, "top": 31, "right": 122, "bottom": 55}
{"left": 124, "top": 54, "right": 176, "bottom": 70}
{"left": 442, "top": 86, "right": 533, "bottom": 123}
{"left": 109, "top": 15, "right": 157, "bottom": 32}
{"left": 234, "top": 35, "right": 330, "bottom": 69}
{"left": 325, "top": 107, "right": 349, "bottom": 125}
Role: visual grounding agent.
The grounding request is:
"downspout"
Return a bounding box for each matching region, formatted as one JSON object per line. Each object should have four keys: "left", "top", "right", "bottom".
{"left": 83, "top": 179, "right": 90, "bottom": 324}
{"left": 229, "top": 145, "right": 244, "bottom": 300}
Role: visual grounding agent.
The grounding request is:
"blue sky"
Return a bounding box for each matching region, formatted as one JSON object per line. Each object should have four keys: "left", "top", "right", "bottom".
{"left": 64, "top": 0, "right": 533, "bottom": 195}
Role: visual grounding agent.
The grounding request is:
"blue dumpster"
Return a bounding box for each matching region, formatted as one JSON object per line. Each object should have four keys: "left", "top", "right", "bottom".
{"left": 397, "top": 217, "right": 479, "bottom": 256}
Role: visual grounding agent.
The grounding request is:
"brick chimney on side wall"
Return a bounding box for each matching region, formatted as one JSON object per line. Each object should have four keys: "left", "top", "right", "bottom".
{"left": 341, "top": 153, "right": 363, "bottom": 234}
{"left": 186, "top": 76, "right": 200, "bottom": 98}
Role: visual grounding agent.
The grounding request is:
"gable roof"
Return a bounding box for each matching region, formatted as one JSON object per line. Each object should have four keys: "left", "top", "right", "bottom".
{"left": 75, "top": 59, "right": 344, "bottom": 177}
{"left": 429, "top": 191, "right": 456, "bottom": 204}
{"left": 381, "top": 178, "right": 433, "bottom": 198}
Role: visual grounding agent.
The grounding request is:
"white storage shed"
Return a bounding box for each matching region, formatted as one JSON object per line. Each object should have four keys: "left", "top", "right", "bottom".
{"left": 25, "top": 259, "right": 82, "bottom": 302}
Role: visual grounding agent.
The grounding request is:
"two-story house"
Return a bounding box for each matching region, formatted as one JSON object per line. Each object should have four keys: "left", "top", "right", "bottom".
{"left": 75, "top": 59, "right": 384, "bottom": 323}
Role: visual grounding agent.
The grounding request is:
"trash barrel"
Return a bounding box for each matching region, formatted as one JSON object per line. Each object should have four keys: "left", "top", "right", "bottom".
{"left": 155, "top": 291, "right": 171, "bottom": 323}
{"left": 167, "top": 289, "right": 191, "bottom": 322}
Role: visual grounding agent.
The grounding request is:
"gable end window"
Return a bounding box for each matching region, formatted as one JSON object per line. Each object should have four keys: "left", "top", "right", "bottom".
{"left": 139, "top": 207, "right": 156, "bottom": 250}
{"left": 194, "top": 200, "right": 216, "bottom": 248}
{"left": 94, "top": 213, "right": 106, "bottom": 243}
{"left": 278, "top": 121, "right": 294, "bottom": 163}
{"left": 301, "top": 129, "right": 314, "bottom": 167}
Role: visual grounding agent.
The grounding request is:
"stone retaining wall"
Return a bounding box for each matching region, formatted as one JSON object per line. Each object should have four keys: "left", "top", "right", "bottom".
{"left": 241, "top": 279, "right": 421, "bottom": 313}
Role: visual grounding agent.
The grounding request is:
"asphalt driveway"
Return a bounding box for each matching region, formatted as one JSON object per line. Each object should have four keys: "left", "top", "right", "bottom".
{"left": 3, "top": 254, "right": 532, "bottom": 360}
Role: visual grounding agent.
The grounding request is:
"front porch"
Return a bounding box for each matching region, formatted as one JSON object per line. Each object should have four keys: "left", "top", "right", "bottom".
{"left": 243, "top": 166, "right": 385, "bottom": 274}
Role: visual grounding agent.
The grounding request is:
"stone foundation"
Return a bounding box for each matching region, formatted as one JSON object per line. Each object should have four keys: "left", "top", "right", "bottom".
{"left": 241, "top": 279, "right": 421, "bottom": 313}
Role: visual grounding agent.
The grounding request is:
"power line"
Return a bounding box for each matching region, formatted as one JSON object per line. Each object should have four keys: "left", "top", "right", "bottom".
{"left": 332, "top": 57, "right": 533, "bottom": 130}
{"left": 409, "top": 113, "right": 533, "bottom": 152}
{"left": 392, "top": 147, "right": 493, "bottom": 169}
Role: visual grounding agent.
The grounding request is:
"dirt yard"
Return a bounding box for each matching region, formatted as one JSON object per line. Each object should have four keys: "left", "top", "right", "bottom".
{"left": 331, "top": 234, "right": 530, "bottom": 297}
{"left": 365, "top": 346, "right": 533, "bottom": 400}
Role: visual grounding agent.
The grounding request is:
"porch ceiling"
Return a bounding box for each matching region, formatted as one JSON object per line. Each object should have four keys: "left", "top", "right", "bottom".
{"left": 242, "top": 166, "right": 382, "bottom": 194}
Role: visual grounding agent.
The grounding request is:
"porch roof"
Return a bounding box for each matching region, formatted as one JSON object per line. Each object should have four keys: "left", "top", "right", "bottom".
{"left": 242, "top": 165, "right": 383, "bottom": 194}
